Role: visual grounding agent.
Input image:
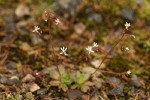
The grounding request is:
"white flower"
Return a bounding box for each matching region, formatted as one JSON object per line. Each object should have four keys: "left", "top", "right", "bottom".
{"left": 55, "top": 18, "right": 61, "bottom": 25}
{"left": 125, "top": 22, "right": 130, "bottom": 30}
{"left": 127, "top": 70, "right": 131, "bottom": 75}
{"left": 92, "top": 42, "right": 98, "bottom": 47}
{"left": 32, "top": 26, "right": 40, "bottom": 33}
{"left": 60, "top": 46, "right": 68, "bottom": 55}
{"left": 86, "top": 46, "right": 94, "bottom": 54}
{"left": 45, "top": 19, "right": 48, "bottom": 22}
{"left": 125, "top": 47, "right": 129, "bottom": 51}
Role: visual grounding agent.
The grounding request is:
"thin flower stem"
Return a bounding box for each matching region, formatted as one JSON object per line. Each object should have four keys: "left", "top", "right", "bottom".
{"left": 79, "top": 29, "right": 126, "bottom": 86}
{"left": 91, "top": 30, "right": 126, "bottom": 76}
{"left": 56, "top": 65, "right": 62, "bottom": 85}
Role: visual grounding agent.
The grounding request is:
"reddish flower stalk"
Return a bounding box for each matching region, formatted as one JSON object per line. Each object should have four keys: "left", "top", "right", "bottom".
{"left": 91, "top": 28, "right": 128, "bottom": 76}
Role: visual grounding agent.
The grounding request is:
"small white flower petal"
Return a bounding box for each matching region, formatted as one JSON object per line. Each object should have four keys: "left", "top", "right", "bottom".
{"left": 125, "top": 22, "right": 130, "bottom": 30}
{"left": 60, "top": 46, "right": 68, "bottom": 56}
{"left": 86, "top": 46, "right": 94, "bottom": 54}
{"left": 125, "top": 47, "right": 129, "bottom": 51}
{"left": 32, "top": 26, "right": 40, "bottom": 33}
{"left": 55, "top": 18, "right": 61, "bottom": 25}
{"left": 45, "top": 19, "right": 47, "bottom": 22}
{"left": 92, "top": 42, "right": 98, "bottom": 47}
{"left": 127, "top": 70, "right": 131, "bottom": 75}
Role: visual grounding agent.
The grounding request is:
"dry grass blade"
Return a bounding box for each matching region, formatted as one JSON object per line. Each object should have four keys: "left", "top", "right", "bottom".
{"left": 0, "top": 50, "right": 9, "bottom": 65}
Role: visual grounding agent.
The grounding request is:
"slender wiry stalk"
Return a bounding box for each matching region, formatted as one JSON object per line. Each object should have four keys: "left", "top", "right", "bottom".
{"left": 91, "top": 29, "right": 126, "bottom": 76}
{"left": 56, "top": 65, "right": 62, "bottom": 85}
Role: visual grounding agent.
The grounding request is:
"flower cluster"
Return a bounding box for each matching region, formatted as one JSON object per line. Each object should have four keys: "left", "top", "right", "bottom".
{"left": 31, "top": 12, "right": 136, "bottom": 93}
{"left": 32, "top": 10, "right": 133, "bottom": 58}
{"left": 59, "top": 42, "right": 98, "bottom": 56}
{"left": 125, "top": 22, "right": 130, "bottom": 30}
{"left": 86, "top": 42, "right": 98, "bottom": 54}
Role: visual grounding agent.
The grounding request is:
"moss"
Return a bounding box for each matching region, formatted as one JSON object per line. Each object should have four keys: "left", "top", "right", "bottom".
{"left": 138, "top": 0, "right": 150, "bottom": 19}
{"left": 144, "top": 40, "right": 150, "bottom": 52}
{"left": 61, "top": 73, "right": 72, "bottom": 86}
{"left": 107, "top": 57, "right": 132, "bottom": 72}
{"left": 96, "top": 0, "right": 136, "bottom": 16}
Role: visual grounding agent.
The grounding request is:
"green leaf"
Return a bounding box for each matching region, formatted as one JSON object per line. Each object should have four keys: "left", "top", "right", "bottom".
{"left": 61, "top": 73, "right": 72, "bottom": 86}
{"left": 75, "top": 72, "right": 88, "bottom": 85}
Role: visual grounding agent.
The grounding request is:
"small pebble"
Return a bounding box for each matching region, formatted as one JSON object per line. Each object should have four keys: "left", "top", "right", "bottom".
{"left": 74, "top": 23, "right": 86, "bottom": 34}
{"left": 121, "top": 8, "right": 135, "bottom": 22}
{"left": 22, "top": 74, "right": 35, "bottom": 83}
{"left": 108, "top": 83, "right": 124, "bottom": 96}
{"left": 37, "top": 88, "right": 47, "bottom": 96}
{"left": 29, "top": 83, "right": 40, "bottom": 92}
{"left": 0, "top": 76, "right": 8, "bottom": 84}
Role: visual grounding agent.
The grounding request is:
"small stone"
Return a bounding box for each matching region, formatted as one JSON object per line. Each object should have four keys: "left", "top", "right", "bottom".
{"left": 9, "top": 76, "right": 20, "bottom": 85}
{"left": 91, "top": 87, "right": 99, "bottom": 97}
{"left": 130, "top": 87, "right": 136, "bottom": 95}
{"left": 92, "top": 77, "right": 104, "bottom": 89}
{"left": 121, "top": 8, "right": 135, "bottom": 22}
{"left": 67, "top": 89, "right": 83, "bottom": 100}
{"left": 15, "top": 4, "right": 30, "bottom": 18}
{"left": 49, "top": 70, "right": 60, "bottom": 80}
{"left": 82, "top": 95, "right": 90, "bottom": 100}
{"left": 140, "top": 93, "right": 147, "bottom": 99}
{"left": 11, "top": 72, "right": 20, "bottom": 77}
{"left": 88, "top": 13, "right": 102, "bottom": 24}
{"left": 4, "top": 16, "right": 16, "bottom": 32}
{"left": 134, "top": 0, "right": 143, "bottom": 5}
{"left": 106, "top": 77, "right": 121, "bottom": 87}
{"left": 91, "top": 59, "right": 100, "bottom": 68}
{"left": 19, "top": 42, "right": 32, "bottom": 52}
{"left": 31, "top": 34, "right": 44, "bottom": 45}
{"left": 74, "top": 23, "right": 86, "bottom": 34}
{"left": 84, "top": 7, "right": 102, "bottom": 24}
{"left": 91, "top": 59, "right": 105, "bottom": 69}
{"left": 37, "top": 88, "right": 47, "bottom": 96}
{"left": 55, "top": 0, "right": 81, "bottom": 17}
{"left": 129, "top": 74, "right": 141, "bottom": 87}
{"left": 85, "top": 7, "right": 93, "bottom": 14}
{"left": 0, "top": 76, "right": 8, "bottom": 84}
{"left": 5, "top": 62, "right": 16, "bottom": 70}
{"left": 22, "top": 74, "right": 35, "bottom": 83}
{"left": 108, "top": 83, "right": 124, "bottom": 96}
{"left": 29, "top": 83, "right": 40, "bottom": 92}
{"left": 0, "top": 76, "right": 15, "bottom": 85}
{"left": 58, "top": 0, "right": 73, "bottom": 9}
{"left": 16, "top": 21, "right": 29, "bottom": 35}
{"left": 82, "top": 67, "right": 96, "bottom": 74}
{"left": 42, "top": 66, "right": 57, "bottom": 74}
{"left": 90, "top": 93, "right": 99, "bottom": 100}
{"left": 6, "top": 80, "right": 14, "bottom": 85}
{"left": 26, "top": 92, "right": 34, "bottom": 100}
